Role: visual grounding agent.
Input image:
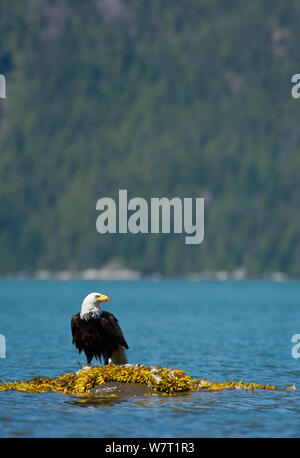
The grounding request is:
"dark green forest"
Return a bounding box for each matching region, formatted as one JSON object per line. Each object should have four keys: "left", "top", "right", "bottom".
{"left": 1, "top": 0, "right": 300, "bottom": 277}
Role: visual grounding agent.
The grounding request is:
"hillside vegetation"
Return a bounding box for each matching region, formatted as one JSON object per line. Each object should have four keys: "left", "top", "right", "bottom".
{"left": 1, "top": 0, "right": 300, "bottom": 277}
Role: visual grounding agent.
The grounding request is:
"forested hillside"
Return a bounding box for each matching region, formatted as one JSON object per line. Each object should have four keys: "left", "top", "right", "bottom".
{"left": 1, "top": 0, "right": 300, "bottom": 277}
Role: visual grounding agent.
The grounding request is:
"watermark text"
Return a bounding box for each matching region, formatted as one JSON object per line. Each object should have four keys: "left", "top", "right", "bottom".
{"left": 0, "top": 74, "right": 6, "bottom": 99}
{"left": 0, "top": 334, "right": 6, "bottom": 358}
{"left": 291, "top": 334, "right": 300, "bottom": 359}
{"left": 96, "top": 190, "right": 204, "bottom": 245}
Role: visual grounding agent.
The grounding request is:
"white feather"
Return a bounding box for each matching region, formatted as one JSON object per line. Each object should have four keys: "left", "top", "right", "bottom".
{"left": 80, "top": 292, "right": 102, "bottom": 320}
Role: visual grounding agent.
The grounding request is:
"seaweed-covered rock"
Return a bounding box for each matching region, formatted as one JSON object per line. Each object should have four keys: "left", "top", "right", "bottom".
{"left": 0, "top": 364, "right": 295, "bottom": 396}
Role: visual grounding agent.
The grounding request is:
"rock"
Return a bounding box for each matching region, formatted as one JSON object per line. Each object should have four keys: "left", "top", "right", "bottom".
{"left": 89, "top": 381, "right": 156, "bottom": 396}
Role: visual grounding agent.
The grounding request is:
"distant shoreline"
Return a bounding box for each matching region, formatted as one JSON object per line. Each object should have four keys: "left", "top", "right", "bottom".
{"left": 0, "top": 266, "right": 292, "bottom": 282}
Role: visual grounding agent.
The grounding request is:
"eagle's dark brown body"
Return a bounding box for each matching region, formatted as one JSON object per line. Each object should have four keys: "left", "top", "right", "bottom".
{"left": 71, "top": 311, "right": 129, "bottom": 365}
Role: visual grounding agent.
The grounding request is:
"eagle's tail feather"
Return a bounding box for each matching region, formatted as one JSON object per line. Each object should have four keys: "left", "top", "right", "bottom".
{"left": 111, "top": 345, "right": 128, "bottom": 365}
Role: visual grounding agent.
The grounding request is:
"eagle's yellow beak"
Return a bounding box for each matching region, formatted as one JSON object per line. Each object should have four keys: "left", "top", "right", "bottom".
{"left": 96, "top": 294, "right": 109, "bottom": 303}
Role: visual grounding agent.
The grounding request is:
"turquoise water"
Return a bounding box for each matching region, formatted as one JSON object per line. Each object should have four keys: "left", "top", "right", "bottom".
{"left": 0, "top": 279, "right": 299, "bottom": 438}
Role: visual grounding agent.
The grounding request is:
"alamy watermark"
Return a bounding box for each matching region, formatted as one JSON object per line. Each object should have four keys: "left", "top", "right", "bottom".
{"left": 96, "top": 190, "right": 204, "bottom": 244}
{"left": 0, "top": 334, "right": 6, "bottom": 358}
{"left": 291, "top": 334, "right": 300, "bottom": 359}
{"left": 291, "top": 74, "right": 300, "bottom": 99}
{"left": 0, "top": 74, "right": 6, "bottom": 99}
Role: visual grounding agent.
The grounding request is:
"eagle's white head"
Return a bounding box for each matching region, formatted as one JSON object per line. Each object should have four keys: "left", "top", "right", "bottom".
{"left": 80, "top": 292, "right": 109, "bottom": 320}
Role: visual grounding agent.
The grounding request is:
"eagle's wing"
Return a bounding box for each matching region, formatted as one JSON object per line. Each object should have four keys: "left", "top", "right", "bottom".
{"left": 71, "top": 313, "right": 84, "bottom": 352}
{"left": 100, "top": 311, "right": 129, "bottom": 349}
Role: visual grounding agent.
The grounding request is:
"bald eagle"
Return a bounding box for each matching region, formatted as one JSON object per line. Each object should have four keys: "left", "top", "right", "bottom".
{"left": 71, "top": 292, "right": 129, "bottom": 365}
